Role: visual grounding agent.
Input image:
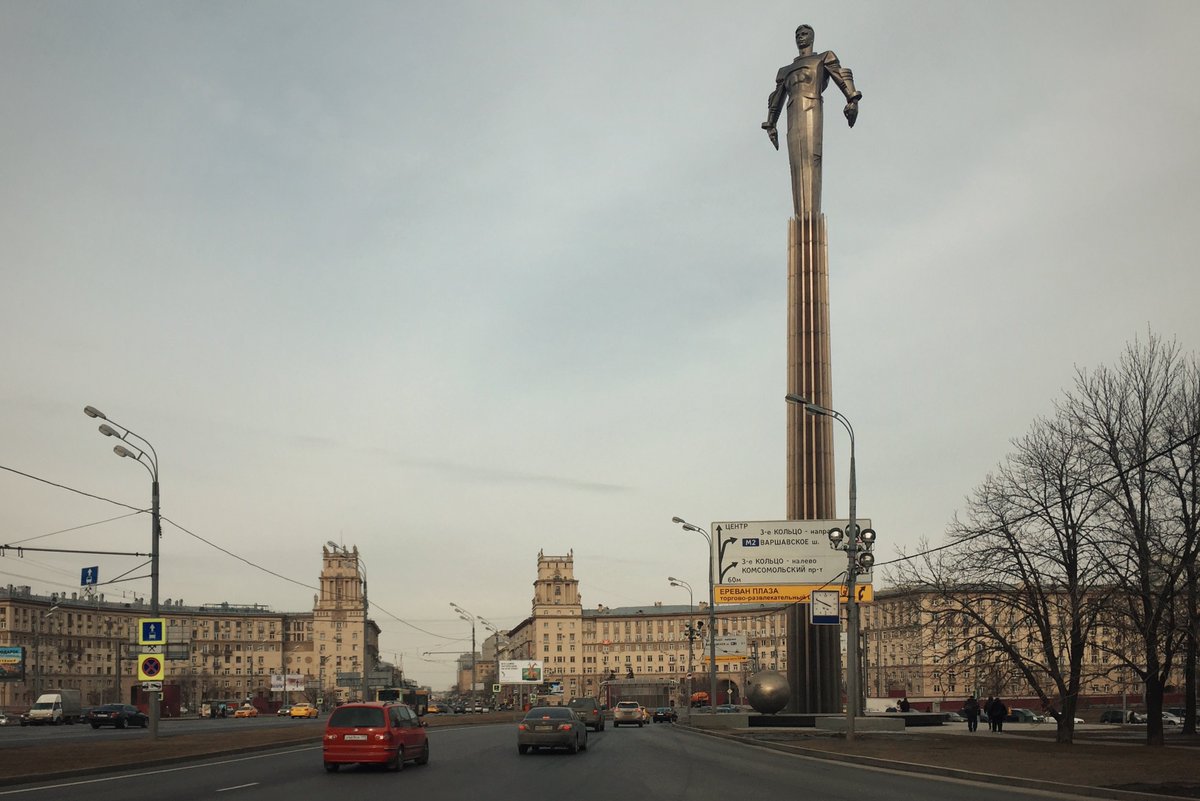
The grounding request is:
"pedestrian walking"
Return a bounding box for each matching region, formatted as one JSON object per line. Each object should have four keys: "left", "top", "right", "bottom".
{"left": 984, "top": 696, "right": 995, "bottom": 731}
{"left": 898, "top": 696, "right": 911, "bottom": 712}
{"left": 963, "top": 695, "right": 980, "bottom": 732}
{"left": 989, "top": 696, "right": 1006, "bottom": 732}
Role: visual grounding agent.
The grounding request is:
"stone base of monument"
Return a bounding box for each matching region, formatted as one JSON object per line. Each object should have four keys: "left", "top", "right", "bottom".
{"left": 688, "top": 712, "right": 751, "bottom": 729}
{"left": 816, "top": 715, "right": 905, "bottom": 732}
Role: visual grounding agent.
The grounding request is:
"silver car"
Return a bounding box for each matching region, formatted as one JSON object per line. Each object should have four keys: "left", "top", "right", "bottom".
{"left": 517, "top": 706, "right": 588, "bottom": 755}
{"left": 612, "top": 700, "right": 644, "bottom": 728}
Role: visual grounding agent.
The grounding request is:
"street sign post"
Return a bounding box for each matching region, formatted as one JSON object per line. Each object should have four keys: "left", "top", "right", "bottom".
{"left": 711, "top": 519, "right": 874, "bottom": 604}
{"left": 137, "top": 654, "right": 165, "bottom": 682}
{"left": 81, "top": 566, "right": 99, "bottom": 587}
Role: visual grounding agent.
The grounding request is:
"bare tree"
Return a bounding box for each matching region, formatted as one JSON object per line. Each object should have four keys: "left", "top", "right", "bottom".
{"left": 1153, "top": 353, "right": 1200, "bottom": 734}
{"left": 1068, "top": 333, "right": 1193, "bottom": 747}
{"left": 894, "top": 409, "right": 1110, "bottom": 744}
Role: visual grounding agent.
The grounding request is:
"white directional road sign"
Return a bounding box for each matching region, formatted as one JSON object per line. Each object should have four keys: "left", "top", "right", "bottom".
{"left": 712, "top": 519, "right": 873, "bottom": 586}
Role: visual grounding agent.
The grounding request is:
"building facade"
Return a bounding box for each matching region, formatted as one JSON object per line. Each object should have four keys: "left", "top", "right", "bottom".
{"left": 0, "top": 544, "right": 380, "bottom": 712}
{"left": 497, "top": 551, "right": 790, "bottom": 707}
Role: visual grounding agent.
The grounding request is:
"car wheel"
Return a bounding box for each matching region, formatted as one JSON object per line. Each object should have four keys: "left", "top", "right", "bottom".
{"left": 324, "top": 762, "right": 339, "bottom": 773}
{"left": 518, "top": 745, "right": 529, "bottom": 755}
{"left": 416, "top": 741, "right": 429, "bottom": 766}
{"left": 388, "top": 746, "right": 404, "bottom": 772}
{"left": 141, "top": 718, "right": 148, "bottom": 728}
{"left": 568, "top": 737, "right": 578, "bottom": 755}
{"left": 580, "top": 734, "right": 588, "bottom": 752}
{"left": 637, "top": 721, "right": 643, "bottom": 728}
{"left": 117, "top": 720, "right": 126, "bottom": 729}
{"left": 91, "top": 723, "right": 100, "bottom": 729}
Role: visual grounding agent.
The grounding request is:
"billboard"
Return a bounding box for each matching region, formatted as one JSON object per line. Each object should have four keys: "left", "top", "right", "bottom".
{"left": 0, "top": 646, "right": 25, "bottom": 681}
{"left": 498, "top": 660, "right": 543, "bottom": 684}
{"left": 270, "top": 673, "right": 306, "bottom": 692}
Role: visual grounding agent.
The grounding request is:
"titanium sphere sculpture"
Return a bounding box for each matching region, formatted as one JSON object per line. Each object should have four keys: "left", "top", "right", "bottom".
{"left": 746, "top": 670, "right": 791, "bottom": 714}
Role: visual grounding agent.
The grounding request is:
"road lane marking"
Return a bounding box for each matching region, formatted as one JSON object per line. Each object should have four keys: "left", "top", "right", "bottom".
{"left": 216, "top": 783, "right": 260, "bottom": 792}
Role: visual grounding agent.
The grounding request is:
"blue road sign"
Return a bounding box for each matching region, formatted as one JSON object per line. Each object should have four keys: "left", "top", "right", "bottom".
{"left": 139, "top": 618, "right": 166, "bottom": 645}
{"left": 81, "top": 566, "right": 99, "bottom": 586}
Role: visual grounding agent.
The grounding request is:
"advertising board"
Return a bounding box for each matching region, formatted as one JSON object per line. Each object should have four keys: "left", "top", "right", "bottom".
{"left": 498, "top": 660, "right": 544, "bottom": 684}
{"left": 0, "top": 646, "right": 25, "bottom": 681}
{"left": 270, "top": 673, "right": 306, "bottom": 692}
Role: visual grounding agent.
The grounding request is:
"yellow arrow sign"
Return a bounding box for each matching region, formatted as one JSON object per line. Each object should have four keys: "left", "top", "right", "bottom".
{"left": 714, "top": 584, "right": 874, "bottom": 605}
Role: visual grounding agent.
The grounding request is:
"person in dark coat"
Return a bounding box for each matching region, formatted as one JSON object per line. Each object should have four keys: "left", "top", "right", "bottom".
{"left": 989, "top": 696, "right": 1006, "bottom": 732}
{"left": 898, "top": 696, "right": 911, "bottom": 712}
{"left": 963, "top": 695, "right": 980, "bottom": 732}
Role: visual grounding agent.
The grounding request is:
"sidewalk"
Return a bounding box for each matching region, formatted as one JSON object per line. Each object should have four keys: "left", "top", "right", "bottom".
{"left": 685, "top": 721, "right": 1200, "bottom": 800}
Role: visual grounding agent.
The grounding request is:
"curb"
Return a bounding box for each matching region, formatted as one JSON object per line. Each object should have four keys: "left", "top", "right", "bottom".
{"left": 678, "top": 725, "right": 1186, "bottom": 801}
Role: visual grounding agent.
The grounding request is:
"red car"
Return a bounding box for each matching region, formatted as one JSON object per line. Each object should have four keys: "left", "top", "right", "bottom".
{"left": 323, "top": 702, "right": 429, "bottom": 772}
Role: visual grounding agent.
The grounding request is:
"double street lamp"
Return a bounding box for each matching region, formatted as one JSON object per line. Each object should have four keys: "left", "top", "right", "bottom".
{"left": 449, "top": 603, "right": 477, "bottom": 701}
{"left": 670, "top": 518, "right": 718, "bottom": 713}
{"left": 83, "top": 405, "right": 162, "bottom": 739}
{"left": 667, "top": 577, "right": 696, "bottom": 708}
{"left": 784, "top": 394, "right": 876, "bottom": 740}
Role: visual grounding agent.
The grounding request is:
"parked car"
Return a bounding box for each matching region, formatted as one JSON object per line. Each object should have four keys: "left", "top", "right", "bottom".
{"left": 233, "top": 705, "right": 258, "bottom": 718}
{"left": 612, "top": 700, "right": 643, "bottom": 727}
{"left": 290, "top": 703, "right": 319, "bottom": 719}
{"left": 0, "top": 711, "right": 18, "bottom": 726}
{"left": 652, "top": 706, "right": 678, "bottom": 723}
{"left": 1161, "top": 711, "right": 1182, "bottom": 726}
{"left": 1004, "top": 707, "right": 1044, "bottom": 723}
{"left": 517, "top": 706, "right": 587, "bottom": 755}
{"left": 323, "top": 702, "right": 429, "bottom": 772}
{"left": 276, "top": 705, "right": 293, "bottom": 717}
{"left": 943, "top": 711, "right": 966, "bottom": 722}
{"left": 715, "top": 704, "right": 739, "bottom": 713}
{"left": 567, "top": 697, "right": 605, "bottom": 731}
{"left": 86, "top": 704, "right": 148, "bottom": 729}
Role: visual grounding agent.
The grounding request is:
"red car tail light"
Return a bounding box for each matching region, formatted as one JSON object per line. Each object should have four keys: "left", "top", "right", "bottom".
{"left": 518, "top": 723, "right": 528, "bottom": 731}
{"left": 558, "top": 723, "right": 573, "bottom": 731}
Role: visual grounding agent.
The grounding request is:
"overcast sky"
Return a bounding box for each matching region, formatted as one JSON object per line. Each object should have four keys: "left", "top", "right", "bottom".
{"left": 3, "top": 1, "right": 1198, "bottom": 691}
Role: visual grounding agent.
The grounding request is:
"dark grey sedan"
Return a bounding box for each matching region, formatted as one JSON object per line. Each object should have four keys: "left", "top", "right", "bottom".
{"left": 87, "top": 704, "right": 148, "bottom": 729}
{"left": 517, "top": 706, "right": 588, "bottom": 755}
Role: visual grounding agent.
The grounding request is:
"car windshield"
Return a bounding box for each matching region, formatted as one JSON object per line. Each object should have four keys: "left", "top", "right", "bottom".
{"left": 94, "top": 705, "right": 122, "bottom": 712}
{"left": 328, "top": 707, "right": 385, "bottom": 728}
{"left": 616, "top": 702, "right": 639, "bottom": 709}
{"left": 524, "top": 707, "right": 573, "bottom": 721}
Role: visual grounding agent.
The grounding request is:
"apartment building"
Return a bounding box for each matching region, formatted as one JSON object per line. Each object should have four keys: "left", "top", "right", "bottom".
{"left": 500, "top": 551, "right": 789, "bottom": 706}
{"left": 0, "top": 544, "right": 379, "bottom": 711}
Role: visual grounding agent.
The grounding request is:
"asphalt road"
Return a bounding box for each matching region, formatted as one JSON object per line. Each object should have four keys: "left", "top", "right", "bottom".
{"left": 0, "top": 720, "right": 1109, "bottom": 801}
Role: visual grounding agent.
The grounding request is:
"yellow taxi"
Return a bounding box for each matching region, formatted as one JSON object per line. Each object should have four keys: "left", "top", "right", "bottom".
{"left": 290, "top": 702, "right": 320, "bottom": 719}
{"left": 233, "top": 704, "right": 258, "bottom": 718}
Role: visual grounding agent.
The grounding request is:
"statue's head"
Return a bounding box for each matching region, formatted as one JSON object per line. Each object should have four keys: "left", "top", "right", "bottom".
{"left": 795, "top": 25, "right": 814, "bottom": 50}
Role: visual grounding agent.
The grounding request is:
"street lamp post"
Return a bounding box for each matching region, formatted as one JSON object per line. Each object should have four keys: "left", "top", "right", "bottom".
{"left": 449, "top": 603, "right": 477, "bottom": 703}
{"left": 784, "top": 394, "right": 876, "bottom": 741}
{"left": 32, "top": 605, "right": 60, "bottom": 700}
{"left": 479, "top": 617, "right": 507, "bottom": 706}
{"left": 84, "top": 405, "right": 162, "bottom": 739}
{"left": 668, "top": 577, "right": 695, "bottom": 708}
{"left": 326, "top": 543, "right": 370, "bottom": 703}
{"left": 670, "top": 518, "right": 718, "bottom": 713}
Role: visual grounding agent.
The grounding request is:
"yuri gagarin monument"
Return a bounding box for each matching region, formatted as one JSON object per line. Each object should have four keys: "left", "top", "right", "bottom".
{"left": 763, "top": 24, "right": 861, "bottom": 714}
